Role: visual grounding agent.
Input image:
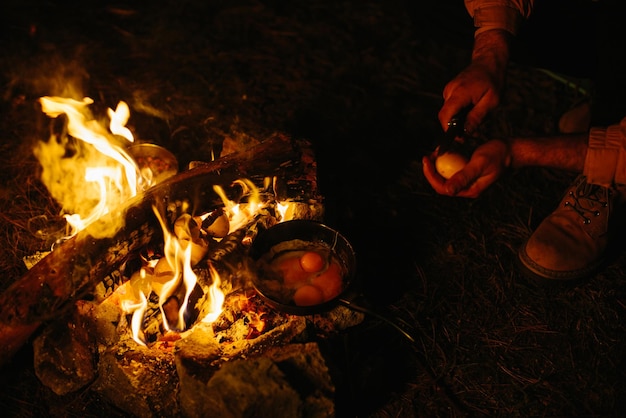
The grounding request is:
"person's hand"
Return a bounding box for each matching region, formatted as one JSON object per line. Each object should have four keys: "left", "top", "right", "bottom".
{"left": 422, "top": 139, "right": 510, "bottom": 198}
{"left": 438, "top": 29, "right": 511, "bottom": 133}
{"left": 438, "top": 62, "right": 503, "bottom": 134}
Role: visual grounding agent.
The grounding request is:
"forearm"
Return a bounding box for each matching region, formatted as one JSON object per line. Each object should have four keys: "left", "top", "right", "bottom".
{"left": 507, "top": 133, "right": 588, "bottom": 172}
{"left": 466, "top": 0, "right": 532, "bottom": 75}
{"left": 471, "top": 29, "right": 511, "bottom": 77}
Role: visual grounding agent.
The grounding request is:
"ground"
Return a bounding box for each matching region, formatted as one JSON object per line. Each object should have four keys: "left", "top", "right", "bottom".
{"left": 1, "top": 1, "right": 626, "bottom": 417}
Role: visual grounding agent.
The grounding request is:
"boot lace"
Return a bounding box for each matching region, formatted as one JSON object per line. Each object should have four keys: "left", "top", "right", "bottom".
{"left": 563, "top": 178, "right": 610, "bottom": 225}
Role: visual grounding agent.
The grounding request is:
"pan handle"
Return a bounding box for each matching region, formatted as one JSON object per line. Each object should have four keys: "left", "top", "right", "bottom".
{"left": 338, "top": 298, "right": 416, "bottom": 344}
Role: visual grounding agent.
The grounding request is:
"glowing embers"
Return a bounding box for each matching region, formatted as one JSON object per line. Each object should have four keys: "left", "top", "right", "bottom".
{"left": 33, "top": 96, "right": 306, "bottom": 346}
{"left": 114, "top": 178, "right": 302, "bottom": 346}
{"left": 117, "top": 206, "right": 225, "bottom": 346}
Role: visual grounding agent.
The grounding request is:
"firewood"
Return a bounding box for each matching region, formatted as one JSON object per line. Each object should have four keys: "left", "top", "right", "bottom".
{"left": 0, "top": 134, "right": 321, "bottom": 366}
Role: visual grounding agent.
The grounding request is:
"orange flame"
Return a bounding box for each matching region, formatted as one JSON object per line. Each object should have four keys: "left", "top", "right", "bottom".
{"left": 120, "top": 267, "right": 151, "bottom": 346}
{"left": 115, "top": 175, "right": 299, "bottom": 344}
{"left": 118, "top": 205, "right": 226, "bottom": 345}
{"left": 201, "top": 264, "right": 225, "bottom": 323}
{"left": 36, "top": 96, "right": 138, "bottom": 238}
{"left": 153, "top": 206, "right": 200, "bottom": 332}
{"left": 213, "top": 178, "right": 266, "bottom": 231}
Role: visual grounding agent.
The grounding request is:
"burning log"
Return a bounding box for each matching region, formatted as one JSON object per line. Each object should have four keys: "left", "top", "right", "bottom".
{"left": 3, "top": 125, "right": 365, "bottom": 417}
{"left": 29, "top": 242, "right": 362, "bottom": 415}
{"left": 0, "top": 133, "right": 322, "bottom": 365}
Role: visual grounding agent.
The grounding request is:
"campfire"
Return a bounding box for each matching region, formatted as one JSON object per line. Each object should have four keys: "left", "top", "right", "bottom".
{"left": 0, "top": 97, "right": 364, "bottom": 417}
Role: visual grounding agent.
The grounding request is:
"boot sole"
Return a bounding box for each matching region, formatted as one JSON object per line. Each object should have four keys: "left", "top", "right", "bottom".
{"left": 517, "top": 240, "right": 605, "bottom": 285}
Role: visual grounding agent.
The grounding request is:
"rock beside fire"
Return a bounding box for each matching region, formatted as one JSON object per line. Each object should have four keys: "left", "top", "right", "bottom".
{"left": 88, "top": 320, "right": 337, "bottom": 418}
{"left": 94, "top": 341, "right": 181, "bottom": 418}
{"left": 32, "top": 298, "right": 120, "bottom": 396}
{"left": 177, "top": 333, "right": 335, "bottom": 418}
{"left": 33, "top": 303, "right": 97, "bottom": 396}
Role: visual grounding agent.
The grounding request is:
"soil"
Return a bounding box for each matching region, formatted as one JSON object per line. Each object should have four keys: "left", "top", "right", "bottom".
{"left": 1, "top": 1, "right": 625, "bottom": 417}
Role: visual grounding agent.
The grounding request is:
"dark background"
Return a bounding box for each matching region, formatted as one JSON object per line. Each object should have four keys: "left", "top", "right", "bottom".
{"left": 1, "top": 1, "right": 626, "bottom": 417}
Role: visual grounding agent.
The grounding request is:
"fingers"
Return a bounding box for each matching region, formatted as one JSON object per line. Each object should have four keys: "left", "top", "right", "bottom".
{"left": 439, "top": 86, "right": 472, "bottom": 130}
{"left": 423, "top": 152, "right": 498, "bottom": 199}
{"left": 452, "top": 175, "right": 497, "bottom": 198}
{"left": 422, "top": 156, "right": 478, "bottom": 197}
{"left": 439, "top": 99, "right": 467, "bottom": 131}
{"left": 439, "top": 66, "right": 502, "bottom": 132}
{"left": 444, "top": 155, "right": 503, "bottom": 198}
{"left": 442, "top": 165, "right": 476, "bottom": 196}
{"left": 422, "top": 156, "right": 450, "bottom": 195}
{"left": 465, "top": 92, "right": 500, "bottom": 134}
{"left": 464, "top": 108, "right": 486, "bottom": 134}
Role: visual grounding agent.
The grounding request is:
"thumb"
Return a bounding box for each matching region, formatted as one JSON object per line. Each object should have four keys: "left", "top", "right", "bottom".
{"left": 444, "top": 165, "right": 478, "bottom": 195}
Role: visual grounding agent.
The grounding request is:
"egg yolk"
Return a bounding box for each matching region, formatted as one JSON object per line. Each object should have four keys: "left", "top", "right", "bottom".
{"left": 299, "top": 251, "right": 325, "bottom": 273}
{"left": 310, "top": 262, "right": 343, "bottom": 301}
{"left": 293, "top": 284, "right": 325, "bottom": 306}
{"left": 271, "top": 249, "right": 344, "bottom": 306}
{"left": 276, "top": 256, "right": 309, "bottom": 287}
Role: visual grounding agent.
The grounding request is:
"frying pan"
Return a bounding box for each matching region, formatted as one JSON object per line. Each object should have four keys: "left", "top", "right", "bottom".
{"left": 250, "top": 220, "right": 475, "bottom": 412}
{"left": 249, "top": 219, "right": 415, "bottom": 343}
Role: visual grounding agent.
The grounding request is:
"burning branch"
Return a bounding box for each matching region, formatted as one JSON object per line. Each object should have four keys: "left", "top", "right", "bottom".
{"left": 0, "top": 133, "right": 322, "bottom": 365}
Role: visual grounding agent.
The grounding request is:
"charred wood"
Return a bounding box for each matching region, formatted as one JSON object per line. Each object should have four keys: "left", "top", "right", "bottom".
{"left": 0, "top": 134, "right": 321, "bottom": 366}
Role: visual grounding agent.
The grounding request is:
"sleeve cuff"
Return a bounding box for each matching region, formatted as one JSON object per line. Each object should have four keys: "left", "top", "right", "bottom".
{"left": 584, "top": 124, "right": 625, "bottom": 185}
{"left": 472, "top": 5, "right": 524, "bottom": 36}
{"left": 611, "top": 119, "right": 626, "bottom": 185}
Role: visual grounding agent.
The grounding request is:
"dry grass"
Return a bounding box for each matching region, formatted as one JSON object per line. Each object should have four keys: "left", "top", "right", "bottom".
{"left": 1, "top": 1, "right": 625, "bottom": 417}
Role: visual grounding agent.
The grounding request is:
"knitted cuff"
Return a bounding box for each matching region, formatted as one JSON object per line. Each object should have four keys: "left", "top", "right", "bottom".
{"left": 613, "top": 118, "right": 626, "bottom": 184}
{"left": 583, "top": 121, "right": 626, "bottom": 186}
{"left": 472, "top": 5, "right": 522, "bottom": 36}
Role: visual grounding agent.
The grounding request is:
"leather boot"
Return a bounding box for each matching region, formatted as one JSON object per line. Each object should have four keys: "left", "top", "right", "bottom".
{"left": 518, "top": 175, "right": 626, "bottom": 282}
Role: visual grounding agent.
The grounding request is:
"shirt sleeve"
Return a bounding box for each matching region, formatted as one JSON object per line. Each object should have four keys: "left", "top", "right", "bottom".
{"left": 464, "top": 0, "right": 534, "bottom": 36}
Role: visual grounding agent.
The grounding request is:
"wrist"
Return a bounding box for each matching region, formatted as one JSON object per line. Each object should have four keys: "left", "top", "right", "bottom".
{"left": 489, "top": 138, "right": 513, "bottom": 169}
{"left": 501, "top": 138, "right": 513, "bottom": 169}
{"left": 472, "top": 29, "right": 511, "bottom": 75}
{"left": 471, "top": 4, "right": 527, "bottom": 37}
